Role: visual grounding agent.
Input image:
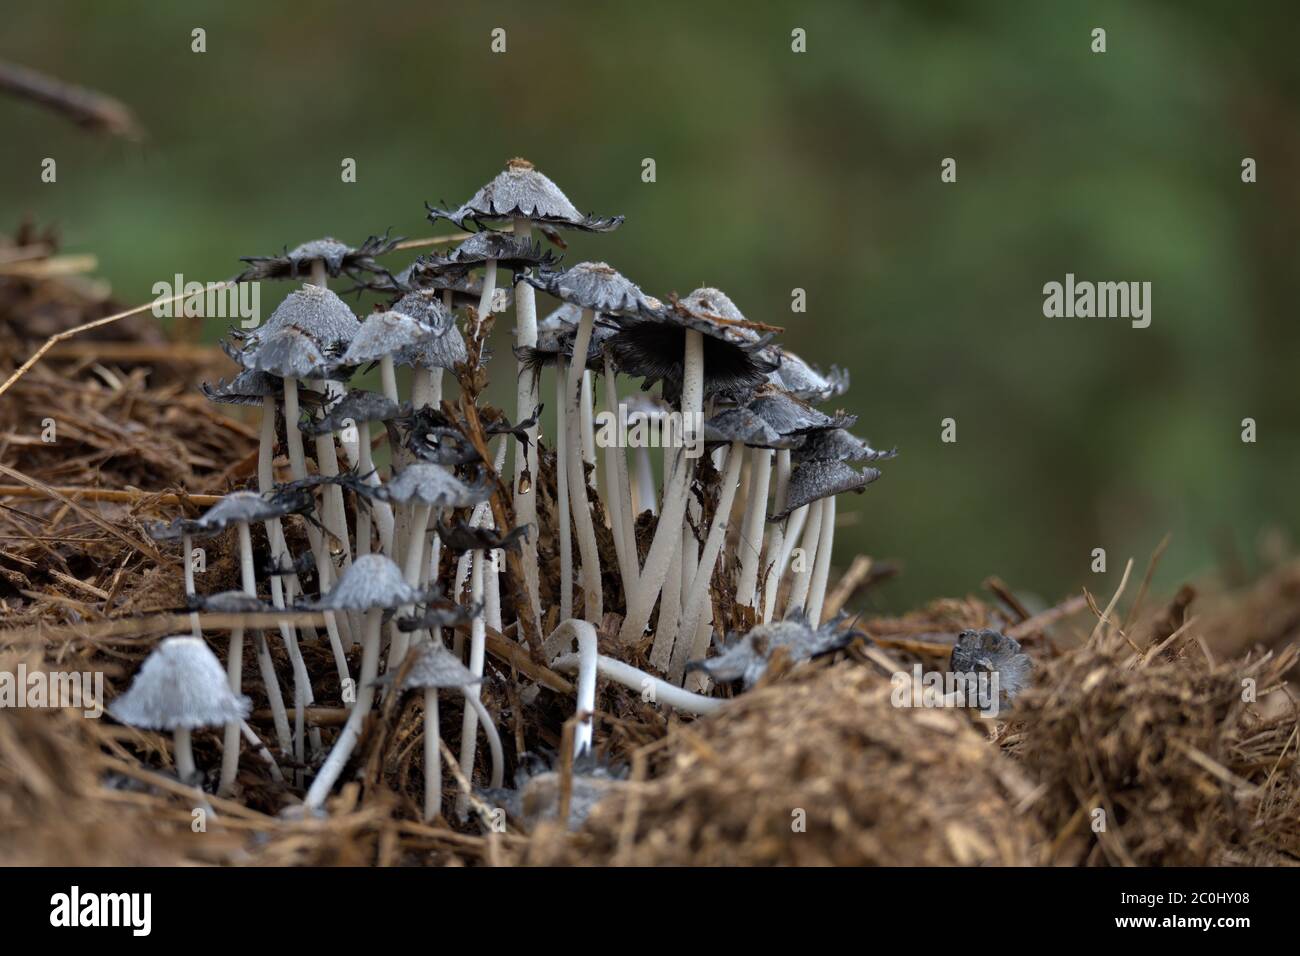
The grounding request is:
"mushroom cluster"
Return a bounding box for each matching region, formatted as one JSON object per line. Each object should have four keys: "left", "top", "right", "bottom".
{"left": 112, "top": 158, "right": 893, "bottom": 825}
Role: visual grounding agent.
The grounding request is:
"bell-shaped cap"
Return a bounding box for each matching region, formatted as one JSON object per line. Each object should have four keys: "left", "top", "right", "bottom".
{"left": 109, "top": 636, "right": 250, "bottom": 730}
{"left": 377, "top": 463, "right": 492, "bottom": 507}
{"left": 422, "top": 231, "right": 558, "bottom": 272}
{"left": 389, "top": 642, "right": 481, "bottom": 691}
{"left": 243, "top": 325, "right": 336, "bottom": 379}
{"left": 391, "top": 291, "right": 468, "bottom": 370}
{"left": 338, "top": 310, "right": 429, "bottom": 366}
{"left": 249, "top": 283, "right": 361, "bottom": 350}
{"left": 525, "top": 262, "right": 661, "bottom": 318}
{"left": 770, "top": 459, "right": 881, "bottom": 520}
{"left": 427, "top": 158, "right": 623, "bottom": 233}
{"left": 794, "top": 427, "right": 896, "bottom": 465}
{"left": 304, "top": 553, "right": 424, "bottom": 611}
{"left": 149, "top": 488, "right": 315, "bottom": 540}
{"left": 236, "top": 232, "right": 401, "bottom": 283}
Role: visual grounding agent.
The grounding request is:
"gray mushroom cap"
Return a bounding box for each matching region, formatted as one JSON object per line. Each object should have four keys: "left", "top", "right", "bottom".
{"left": 950, "top": 629, "right": 1032, "bottom": 703}
{"left": 770, "top": 351, "right": 850, "bottom": 403}
{"left": 109, "top": 636, "right": 250, "bottom": 730}
{"left": 794, "top": 427, "right": 897, "bottom": 465}
{"left": 305, "top": 553, "right": 423, "bottom": 611}
{"left": 244, "top": 326, "right": 336, "bottom": 380}
{"left": 190, "top": 591, "right": 276, "bottom": 614}
{"left": 250, "top": 284, "right": 361, "bottom": 350}
{"left": 771, "top": 459, "right": 882, "bottom": 520}
{"left": 688, "top": 616, "right": 860, "bottom": 690}
{"left": 200, "top": 368, "right": 279, "bottom": 406}
{"left": 747, "top": 386, "right": 853, "bottom": 436}
{"left": 377, "top": 463, "right": 492, "bottom": 507}
{"left": 390, "top": 642, "right": 481, "bottom": 691}
{"left": 236, "top": 233, "right": 401, "bottom": 283}
{"left": 365, "top": 261, "right": 514, "bottom": 311}
{"left": 423, "top": 231, "right": 557, "bottom": 271}
{"left": 300, "top": 390, "right": 403, "bottom": 434}
{"left": 392, "top": 291, "right": 468, "bottom": 370}
{"left": 149, "top": 488, "right": 315, "bottom": 540}
{"left": 427, "top": 158, "right": 623, "bottom": 233}
{"left": 480, "top": 752, "right": 627, "bottom": 831}
{"left": 704, "top": 406, "right": 801, "bottom": 449}
{"left": 525, "top": 262, "right": 662, "bottom": 318}
{"left": 339, "top": 310, "right": 429, "bottom": 366}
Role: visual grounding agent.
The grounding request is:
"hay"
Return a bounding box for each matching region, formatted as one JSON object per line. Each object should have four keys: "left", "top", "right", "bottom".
{"left": 516, "top": 660, "right": 1043, "bottom": 865}
{"left": 1009, "top": 614, "right": 1300, "bottom": 866}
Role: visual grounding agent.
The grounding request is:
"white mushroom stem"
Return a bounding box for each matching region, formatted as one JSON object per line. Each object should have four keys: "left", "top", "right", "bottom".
{"left": 670, "top": 441, "right": 744, "bottom": 684}
{"left": 565, "top": 310, "right": 603, "bottom": 621}
{"left": 581, "top": 371, "right": 596, "bottom": 488}
{"left": 455, "top": 549, "right": 488, "bottom": 817}
{"left": 310, "top": 259, "right": 328, "bottom": 288}
{"left": 410, "top": 365, "right": 442, "bottom": 410}
{"left": 551, "top": 648, "right": 724, "bottom": 717}
{"left": 173, "top": 727, "right": 196, "bottom": 783}
{"left": 632, "top": 438, "right": 656, "bottom": 516}
{"left": 422, "top": 685, "right": 441, "bottom": 822}
{"left": 312, "top": 425, "right": 352, "bottom": 569}
{"left": 379, "top": 355, "right": 399, "bottom": 404}
{"left": 777, "top": 504, "right": 810, "bottom": 589}
{"left": 464, "top": 688, "right": 504, "bottom": 789}
{"left": 238, "top": 520, "right": 292, "bottom": 761}
{"left": 555, "top": 358, "right": 573, "bottom": 621}
{"left": 619, "top": 332, "right": 703, "bottom": 645}
{"left": 760, "top": 449, "right": 792, "bottom": 623}
{"left": 545, "top": 619, "right": 599, "bottom": 754}
{"left": 807, "top": 495, "right": 837, "bottom": 625}
{"left": 257, "top": 397, "right": 319, "bottom": 765}
{"left": 345, "top": 418, "right": 393, "bottom": 554}
{"left": 390, "top": 501, "right": 432, "bottom": 671}
{"left": 647, "top": 454, "right": 686, "bottom": 673}
{"left": 219, "top": 625, "right": 244, "bottom": 796}
{"left": 601, "top": 363, "right": 635, "bottom": 591}
{"left": 304, "top": 606, "right": 383, "bottom": 810}
{"left": 735, "top": 447, "right": 773, "bottom": 613}
{"left": 475, "top": 260, "right": 497, "bottom": 338}
{"left": 512, "top": 218, "right": 543, "bottom": 626}
{"left": 181, "top": 531, "right": 200, "bottom": 639}
{"left": 785, "top": 498, "right": 824, "bottom": 617}
{"left": 282, "top": 377, "right": 351, "bottom": 687}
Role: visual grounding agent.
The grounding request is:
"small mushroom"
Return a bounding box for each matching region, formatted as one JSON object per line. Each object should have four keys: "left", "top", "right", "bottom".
{"left": 950, "top": 629, "right": 1032, "bottom": 706}
{"left": 686, "top": 614, "right": 864, "bottom": 690}
{"left": 336, "top": 309, "right": 430, "bottom": 403}
{"left": 377, "top": 641, "right": 501, "bottom": 822}
{"left": 301, "top": 554, "right": 430, "bottom": 811}
{"left": 109, "top": 636, "right": 250, "bottom": 785}
{"left": 236, "top": 232, "right": 401, "bottom": 287}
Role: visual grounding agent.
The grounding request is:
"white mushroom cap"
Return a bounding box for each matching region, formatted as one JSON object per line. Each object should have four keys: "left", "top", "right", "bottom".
{"left": 109, "top": 636, "right": 250, "bottom": 730}
{"left": 340, "top": 310, "right": 429, "bottom": 365}
{"left": 307, "top": 553, "right": 424, "bottom": 611}
{"left": 394, "top": 643, "right": 481, "bottom": 691}
{"left": 378, "top": 463, "right": 492, "bottom": 508}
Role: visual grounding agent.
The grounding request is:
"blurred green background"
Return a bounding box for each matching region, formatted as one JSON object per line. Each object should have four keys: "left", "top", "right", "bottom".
{"left": 3, "top": 1, "right": 1297, "bottom": 613}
